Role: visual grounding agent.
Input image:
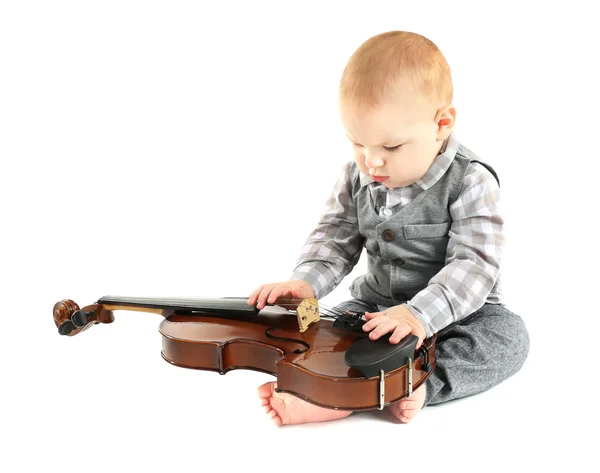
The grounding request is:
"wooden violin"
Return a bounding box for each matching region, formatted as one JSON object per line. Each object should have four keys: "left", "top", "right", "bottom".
{"left": 53, "top": 295, "right": 436, "bottom": 411}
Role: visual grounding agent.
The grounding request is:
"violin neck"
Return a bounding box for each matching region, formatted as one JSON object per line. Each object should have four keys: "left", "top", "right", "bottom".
{"left": 97, "top": 296, "right": 259, "bottom": 315}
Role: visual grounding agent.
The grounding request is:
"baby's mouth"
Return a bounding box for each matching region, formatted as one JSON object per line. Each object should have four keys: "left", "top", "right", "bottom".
{"left": 371, "top": 175, "right": 389, "bottom": 183}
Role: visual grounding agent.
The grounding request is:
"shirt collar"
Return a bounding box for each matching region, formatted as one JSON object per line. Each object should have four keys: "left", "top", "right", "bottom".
{"left": 358, "top": 133, "right": 460, "bottom": 190}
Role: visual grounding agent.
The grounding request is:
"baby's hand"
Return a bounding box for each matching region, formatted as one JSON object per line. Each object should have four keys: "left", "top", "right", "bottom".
{"left": 248, "top": 280, "right": 315, "bottom": 310}
{"left": 362, "top": 305, "right": 427, "bottom": 349}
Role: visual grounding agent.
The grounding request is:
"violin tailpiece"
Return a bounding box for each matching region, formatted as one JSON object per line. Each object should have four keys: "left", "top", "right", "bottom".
{"left": 296, "top": 298, "right": 320, "bottom": 332}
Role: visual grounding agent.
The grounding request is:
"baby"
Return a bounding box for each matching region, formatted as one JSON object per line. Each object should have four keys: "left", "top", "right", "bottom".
{"left": 248, "top": 30, "right": 529, "bottom": 426}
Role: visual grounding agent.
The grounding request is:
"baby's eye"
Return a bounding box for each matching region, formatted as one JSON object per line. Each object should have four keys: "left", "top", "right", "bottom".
{"left": 383, "top": 144, "right": 402, "bottom": 152}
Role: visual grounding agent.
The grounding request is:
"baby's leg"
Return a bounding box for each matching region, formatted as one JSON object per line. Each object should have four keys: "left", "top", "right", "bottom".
{"left": 425, "top": 303, "right": 529, "bottom": 406}
{"left": 258, "top": 382, "right": 352, "bottom": 426}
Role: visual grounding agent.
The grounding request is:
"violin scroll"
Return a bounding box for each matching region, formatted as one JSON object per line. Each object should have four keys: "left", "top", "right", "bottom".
{"left": 53, "top": 299, "right": 115, "bottom": 336}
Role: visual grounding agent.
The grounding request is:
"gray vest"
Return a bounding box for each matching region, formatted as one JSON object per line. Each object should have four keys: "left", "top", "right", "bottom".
{"left": 349, "top": 144, "right": 499, "bottom": 307}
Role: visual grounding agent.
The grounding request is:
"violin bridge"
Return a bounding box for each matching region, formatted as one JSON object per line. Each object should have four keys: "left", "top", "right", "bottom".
{"left": 296, "top": 298, "right": 320, "bottom": 332}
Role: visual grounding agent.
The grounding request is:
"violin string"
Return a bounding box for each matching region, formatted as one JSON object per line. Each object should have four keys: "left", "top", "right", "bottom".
{"left": 275, "top": 298, "right": 339, "bottom": 311}
{"left": 315, "top": 304, "right": 347, "bottom": 318}
{"left": 321, "top": 304, "right": 347, "bottom": 317}
{"left": 279, "top": 299, "right": 348, "bottom": 320}
{"left": 258, "top": 297, "right": 360, "bottom": 321}
{"left": 319, "top": 307, "right": 343, "bottom": 319}
{"left": 292, "top": 299, "right": 333, "bottom": 318}
{"left": 278, "top": 301, "right": 326, "bottom": 318}
{"left": 268, "top": 298, "right": 348, "bottom": 317}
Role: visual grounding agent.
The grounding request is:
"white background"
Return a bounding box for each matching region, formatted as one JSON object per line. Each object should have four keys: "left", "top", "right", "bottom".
{"left": 1, "top": 1, "right": 598, "bottom": 471}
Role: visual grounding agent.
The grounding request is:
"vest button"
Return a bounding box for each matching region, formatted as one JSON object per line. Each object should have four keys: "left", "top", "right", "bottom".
{"left": 382, "top": 230, "right": 395, "bottom": 241}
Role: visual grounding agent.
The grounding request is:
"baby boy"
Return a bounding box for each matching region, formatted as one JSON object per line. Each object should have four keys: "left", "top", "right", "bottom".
{"left": 248, "top": 30, "right": 529, "bottom": 426}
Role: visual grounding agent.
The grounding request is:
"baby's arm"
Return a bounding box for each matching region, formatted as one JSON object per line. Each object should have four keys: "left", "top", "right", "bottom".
{"left": 288, "top": 162, "right": 364, "bottom": 299}
{"left": 248, "top": 162, "right": 364, "bottom": 308}
{"left": 407, "top": 163, "right": 503, "bottom": 338}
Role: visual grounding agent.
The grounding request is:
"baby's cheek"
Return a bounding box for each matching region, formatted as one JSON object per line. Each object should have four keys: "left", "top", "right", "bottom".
{"left": 353, "top": 152, "right": 367, "bottom": 169}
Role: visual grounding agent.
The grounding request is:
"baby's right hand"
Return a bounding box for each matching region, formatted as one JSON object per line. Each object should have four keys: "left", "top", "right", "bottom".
{"left": 248, "top": 280, "right": 315, "bottom": 310}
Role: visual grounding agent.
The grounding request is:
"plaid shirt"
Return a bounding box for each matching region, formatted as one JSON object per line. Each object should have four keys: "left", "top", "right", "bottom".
{"left": 291, "top": 134, "right": 504, "bottom": 336}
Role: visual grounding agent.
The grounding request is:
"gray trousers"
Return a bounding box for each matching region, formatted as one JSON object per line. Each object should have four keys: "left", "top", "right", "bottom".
{"left": 335, "top": 300, "right": 530, "bottom": 406}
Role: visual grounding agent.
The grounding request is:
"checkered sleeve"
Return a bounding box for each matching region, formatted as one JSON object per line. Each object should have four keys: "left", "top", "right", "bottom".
{"left": 404, "top": 163, "right": 503, "bottom": 337}
{"left": 290, "top": 162, "right": 365, "bottom": 299}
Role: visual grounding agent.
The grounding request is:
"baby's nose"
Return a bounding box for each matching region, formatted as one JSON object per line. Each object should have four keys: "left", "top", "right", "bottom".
{"left": 365, "top": 152, "right": 385, "bottom": 169}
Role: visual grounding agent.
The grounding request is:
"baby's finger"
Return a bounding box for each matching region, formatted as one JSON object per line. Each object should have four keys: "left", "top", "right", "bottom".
{"left": 291, "top": 286, "right": 307, "bottom": 299}
{"left": 368, "top": 319, "right": 397, "bottom": 340}
{"left": 362, "top": 314, "right": 387, "bottom": 332}
{"left": 256, "top": 285, "right": 276, "bottom": 309}
{"left": 266, "top": 284, "right": 290, "bottom": 304}
{"left": 389, "top": 324, "right": 412, "bottom": 344}
{"left": 363, "top": 311, "right": 384, "bottom": 321}
{"left": 248, "top": 285, "right": 266, "bottom": 305}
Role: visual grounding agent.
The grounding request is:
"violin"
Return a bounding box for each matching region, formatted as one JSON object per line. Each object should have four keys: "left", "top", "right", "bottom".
{"left": 53, "top": 295, "right": 436, "bottom": 411}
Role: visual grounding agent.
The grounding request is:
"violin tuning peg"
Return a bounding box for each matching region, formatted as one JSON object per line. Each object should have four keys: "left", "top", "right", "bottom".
{"left": 71, "top": 309, "right": 95, "bottom": 328}
{"left": 58, "top": 320, "right": 76, "bottom": 336}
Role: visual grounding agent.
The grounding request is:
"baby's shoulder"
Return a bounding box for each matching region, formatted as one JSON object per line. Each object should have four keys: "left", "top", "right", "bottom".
{"left": 463, "top": 161, "right": 499, "bottom": 191}
{"left": 455, "top": 144, "right": 500, "bottom": 190}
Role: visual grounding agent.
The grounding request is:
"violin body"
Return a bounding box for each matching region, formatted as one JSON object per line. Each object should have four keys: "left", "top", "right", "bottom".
{"left": 53, "top": 296, "right": 436, "bottom": 411}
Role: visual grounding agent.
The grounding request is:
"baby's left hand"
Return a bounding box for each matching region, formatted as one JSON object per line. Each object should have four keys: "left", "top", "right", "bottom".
{"left": 363, "top": 305, "right": 427, "bottom": 349}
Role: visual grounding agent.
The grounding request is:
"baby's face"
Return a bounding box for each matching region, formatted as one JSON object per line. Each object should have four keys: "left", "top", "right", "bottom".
{"left": 340, "top": 93, "right": 445, "bottom": 189}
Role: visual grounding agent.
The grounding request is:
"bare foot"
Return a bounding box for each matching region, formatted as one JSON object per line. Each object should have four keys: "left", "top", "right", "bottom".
{"left": 388, "top": 383, "right": 427, "bottom": 423}
{"left": 257, "top": 381, "right": 352, "bottom": 427}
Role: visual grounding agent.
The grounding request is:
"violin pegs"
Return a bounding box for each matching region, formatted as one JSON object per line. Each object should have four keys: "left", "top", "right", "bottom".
{"left": 58, "top": 320, "right": 76, "bottom": 336}
{"left": 71, "top": 309, "right": 95, "bottom": 328}
{"left": 54, "top": 299, "right": 114, "bottom": 338}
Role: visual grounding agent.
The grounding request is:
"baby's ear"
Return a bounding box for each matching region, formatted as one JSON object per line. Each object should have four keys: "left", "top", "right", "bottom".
{"left": 434, "top": 104, "right": 456, "bottom": 140}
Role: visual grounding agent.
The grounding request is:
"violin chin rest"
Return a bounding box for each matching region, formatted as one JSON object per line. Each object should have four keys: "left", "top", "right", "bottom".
{"left": 345, "top": 334, "right": 419, "bottom": 379}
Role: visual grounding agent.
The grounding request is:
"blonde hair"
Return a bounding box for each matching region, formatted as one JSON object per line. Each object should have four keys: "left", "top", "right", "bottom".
{"left": 339, "top": 31, "right": 453, "bottom": 110}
